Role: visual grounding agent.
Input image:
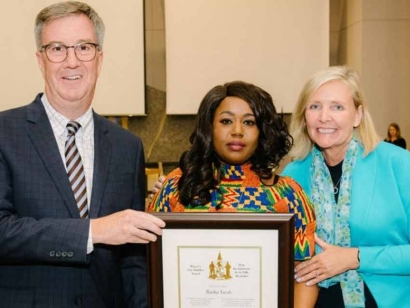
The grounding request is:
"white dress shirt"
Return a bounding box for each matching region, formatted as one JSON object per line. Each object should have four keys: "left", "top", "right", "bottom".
{"left": 42, "top": 94, "right": 95, "bottom": 253}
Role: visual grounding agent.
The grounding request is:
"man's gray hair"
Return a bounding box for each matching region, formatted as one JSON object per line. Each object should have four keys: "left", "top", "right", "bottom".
{"left": 34, "top": 1, "right": 105, "bottom": 50}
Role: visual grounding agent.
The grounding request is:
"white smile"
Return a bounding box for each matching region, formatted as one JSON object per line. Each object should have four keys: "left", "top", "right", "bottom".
{"left": 318, "top": 128, "right": 336, "bottom": 134}
{"left": 63, "top": 75, "right": 82, "bottom": 80}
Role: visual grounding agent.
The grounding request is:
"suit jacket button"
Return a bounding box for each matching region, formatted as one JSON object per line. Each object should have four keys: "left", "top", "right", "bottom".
{"left": 49, "top": 251, "right": 55, "bottom": 257}
{"left": 62, "top": 251, "right": 67, "bottom": 257}
{"left": 55, "top": 251, "right": 61, "bottom": 257}
{"left": 68, "top": 251, "right": 74, "bottom": 257}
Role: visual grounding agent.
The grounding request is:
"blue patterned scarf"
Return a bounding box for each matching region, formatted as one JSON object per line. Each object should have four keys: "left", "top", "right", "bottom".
{"left": 310, "top": 137, "right": 364, "bottom": 307}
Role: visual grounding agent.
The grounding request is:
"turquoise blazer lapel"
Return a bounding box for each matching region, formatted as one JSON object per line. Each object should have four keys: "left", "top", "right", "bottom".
{"left": 350, "top": 146, "right": 377, "bottom": 245}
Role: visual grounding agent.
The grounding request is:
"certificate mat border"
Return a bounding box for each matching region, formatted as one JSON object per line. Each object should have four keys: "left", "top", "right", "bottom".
{"left": 175, "top": 242, "right": 266, "bottom": 308}
{"left": 147, "top": 213, "right": 294, "bottom": 308}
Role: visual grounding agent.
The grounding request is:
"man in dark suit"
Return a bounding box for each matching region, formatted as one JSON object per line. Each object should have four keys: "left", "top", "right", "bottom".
{"left": 0, "top": 2, "right": 165, "bottom": 307}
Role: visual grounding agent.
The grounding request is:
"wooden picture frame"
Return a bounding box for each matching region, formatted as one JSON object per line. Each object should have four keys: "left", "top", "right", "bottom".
{"left": 148, "top": 213, "right": 294, "bottom": 308}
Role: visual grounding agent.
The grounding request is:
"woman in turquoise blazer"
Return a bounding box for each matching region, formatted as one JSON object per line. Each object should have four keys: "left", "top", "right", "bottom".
{"left": 283, "top": 66, "right": 410, "bottom": 307}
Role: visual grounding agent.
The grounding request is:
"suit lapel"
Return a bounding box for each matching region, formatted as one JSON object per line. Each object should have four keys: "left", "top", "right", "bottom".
{"left": 350, "top": 146, "right": 377, "bottom": 244}
{"left": 27, "top": 95, "right": 81, "bottom": 218}
{"left": 89, "top": 113, "right": 111, "bottom": 218}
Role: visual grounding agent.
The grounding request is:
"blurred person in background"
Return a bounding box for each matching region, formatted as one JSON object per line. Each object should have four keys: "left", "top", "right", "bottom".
{"left": 384, "top": 122, "right": 406, "bottom": 149}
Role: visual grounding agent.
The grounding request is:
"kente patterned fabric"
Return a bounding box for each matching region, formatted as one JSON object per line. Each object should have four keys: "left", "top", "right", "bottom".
{"left": 148, "top": 163, "right": 316, "bottom": 260}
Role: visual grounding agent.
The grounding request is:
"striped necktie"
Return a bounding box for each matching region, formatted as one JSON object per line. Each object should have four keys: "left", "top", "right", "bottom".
{"left": 65, "top": 121, "right": 88, "bottom": 218}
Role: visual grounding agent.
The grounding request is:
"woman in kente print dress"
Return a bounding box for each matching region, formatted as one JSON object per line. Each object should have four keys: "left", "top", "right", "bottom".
{"left": 148, "top": 81, "right": 318, "bottom": 307}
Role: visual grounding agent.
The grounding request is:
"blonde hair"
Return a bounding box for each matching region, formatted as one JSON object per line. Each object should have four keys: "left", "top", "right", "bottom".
{"left": 289, "top": 66, "right": 380, "bottom": 159}
{"left": 34, "top": 1, "right": 105, "bottom": 50}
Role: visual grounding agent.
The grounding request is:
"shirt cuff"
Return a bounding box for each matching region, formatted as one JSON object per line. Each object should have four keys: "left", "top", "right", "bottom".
{"left": 87, "top": 221, "right": 94, "bottom": 254}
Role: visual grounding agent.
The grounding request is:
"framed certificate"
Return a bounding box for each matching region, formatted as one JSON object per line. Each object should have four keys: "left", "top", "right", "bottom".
{"left": 148, "top": 213, "right": 294, "bottom": 308}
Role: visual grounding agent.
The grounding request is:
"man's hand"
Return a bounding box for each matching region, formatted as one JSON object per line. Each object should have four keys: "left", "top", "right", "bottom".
{"left": 152, "top": 176, "right": 166, "bottom": 194}
{"left": 148, "top": 175, "right": 166, "bottom": 199}
{"left": 91, "top": 210, "right": 165, "bottom": 245}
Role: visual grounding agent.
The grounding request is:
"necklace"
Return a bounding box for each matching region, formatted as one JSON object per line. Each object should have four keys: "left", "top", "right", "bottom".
{"left": 333, "top": 176, "right": 342, "bottom": 194}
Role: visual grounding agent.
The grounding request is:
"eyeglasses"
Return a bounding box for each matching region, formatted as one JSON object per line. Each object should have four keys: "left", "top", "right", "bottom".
{"left": 40, "top": 42, "right": 100, "bottom": 63}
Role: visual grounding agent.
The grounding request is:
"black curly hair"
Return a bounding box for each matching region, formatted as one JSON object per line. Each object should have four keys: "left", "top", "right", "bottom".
{"left": 178, "top": 81, "right": 293, "bottom": 206}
